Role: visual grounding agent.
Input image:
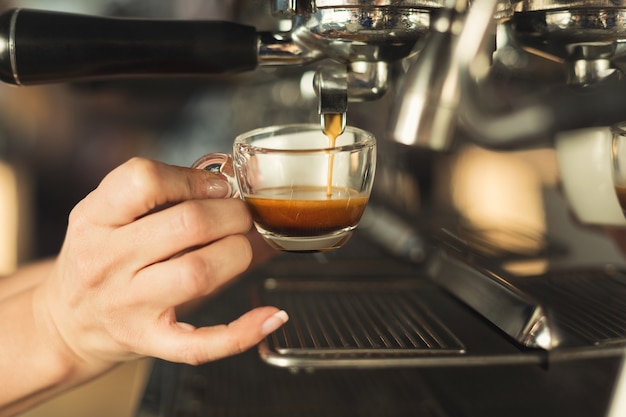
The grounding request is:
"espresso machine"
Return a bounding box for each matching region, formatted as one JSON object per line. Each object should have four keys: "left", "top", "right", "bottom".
{"left": 1, "top": 1, "right": 626, "bottom": 417}
{"left": 4, "top": 1, "right": 626, "bottom": 143}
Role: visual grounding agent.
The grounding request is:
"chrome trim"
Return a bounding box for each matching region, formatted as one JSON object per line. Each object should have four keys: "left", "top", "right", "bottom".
{"left": 9, "top": 8, "right": 20, "bottom": 85}
{"left": 427, "top": 247, "right": 556, "bottom": 350}
{"left": 315, "top": 0, "right": 445, "bottom": 7}
{"left": 514, "top": 0, "right": 626, "bottom": 12}
{"left": 257, "top": 32, "right": 323, "bottom": 66}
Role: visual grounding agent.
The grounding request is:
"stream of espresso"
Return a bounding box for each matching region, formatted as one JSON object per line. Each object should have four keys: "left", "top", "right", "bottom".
{"left": 323, "top": 112, "right": 344, "bottom": 198}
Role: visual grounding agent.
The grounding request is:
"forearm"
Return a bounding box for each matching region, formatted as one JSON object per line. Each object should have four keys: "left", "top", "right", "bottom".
{"left": 0, "top": 287, "right": 111, "bottom": 416}
{"left": 0, "top": 259, "right": 55, "bottom": 301}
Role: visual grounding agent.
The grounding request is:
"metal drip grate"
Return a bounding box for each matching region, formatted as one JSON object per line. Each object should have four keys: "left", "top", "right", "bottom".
{"left": 514, "top": 269, "right": 626, "bottom": 346}
{"left": 257, "top": 279, "right": 465, "bottom": 368}
{"left": 429, "top": 247, "right": 626, "bottom": 350}
{"left": 168, "top": 353, "right": 454, "bottom": 417}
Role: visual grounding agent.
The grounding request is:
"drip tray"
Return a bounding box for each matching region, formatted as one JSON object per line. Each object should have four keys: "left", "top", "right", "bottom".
{"left": 428, "top": 247, "right": 626, "bottom": 351}
{"left": 256, "top": 279, "right": 465, "bottom": 369}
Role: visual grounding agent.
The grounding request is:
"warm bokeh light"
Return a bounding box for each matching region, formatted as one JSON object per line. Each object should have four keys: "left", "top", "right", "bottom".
{"left": 447, "top": 145, "right": 555, "bottom": 256}
{"left": 0, "top": 161, "right": 18, "bottom": 275}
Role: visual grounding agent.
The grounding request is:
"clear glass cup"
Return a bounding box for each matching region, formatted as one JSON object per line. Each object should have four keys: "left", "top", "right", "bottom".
{"left": 612, "top": 122, "right": 626, "bottom": 217}
{"left": 555, "top": 126, "right": 626, "bottom": 226}
{"left": 192, "top": 124, "right": 376, "bottom": 252}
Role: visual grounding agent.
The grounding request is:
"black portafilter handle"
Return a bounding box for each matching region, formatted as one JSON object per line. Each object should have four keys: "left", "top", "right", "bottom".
{"left": 0, "top": 8, "right": 259, "bottom": 85}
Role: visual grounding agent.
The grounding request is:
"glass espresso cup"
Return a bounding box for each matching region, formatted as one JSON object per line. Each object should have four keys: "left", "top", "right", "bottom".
{"left": 192, "top": 124, "right": 376, "bottom": 252}
{"left": 612, "top": 122, "right": 626, "bottom": 216}
{"left": 556, "top": 126, "right": 626, "bottom": 226}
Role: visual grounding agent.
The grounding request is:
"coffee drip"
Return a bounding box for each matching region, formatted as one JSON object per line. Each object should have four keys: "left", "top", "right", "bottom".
{"left": 322, "top": 112, "right": 345, "bottom": 198}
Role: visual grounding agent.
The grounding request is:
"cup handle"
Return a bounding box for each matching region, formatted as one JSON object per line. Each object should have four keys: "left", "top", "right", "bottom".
{"left": 191, "top": 153, "right": 239, "bottom": 198}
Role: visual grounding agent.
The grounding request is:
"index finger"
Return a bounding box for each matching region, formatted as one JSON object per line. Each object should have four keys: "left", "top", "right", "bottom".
{"left": 79, "top": 158, "right": 231, "bottom": 227}
{"left": 143, "top": 307, "right": 289, "bottom": 365}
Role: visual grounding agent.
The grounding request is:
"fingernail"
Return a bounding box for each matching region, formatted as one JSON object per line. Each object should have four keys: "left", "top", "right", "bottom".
{"left": 261, "top": 310, "right": 289, "bottom": 335}
{"left": 206, "top": 178, "right": 231, "bottom": 198}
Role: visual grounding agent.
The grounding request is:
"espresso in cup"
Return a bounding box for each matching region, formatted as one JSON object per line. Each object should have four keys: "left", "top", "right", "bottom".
{"left": 245, "top": 185, "right": 369, "bottom": 237}
{"left": 193, "top": 123, "right": 376, "bottom": 252}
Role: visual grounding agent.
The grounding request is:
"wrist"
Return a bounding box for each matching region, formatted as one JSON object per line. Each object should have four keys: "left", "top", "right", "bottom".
{"left": 0, "top": 287, "right": 110, "bottom": 414}
{"left": 30, "top": 283, "right": 115, "bottom": 379}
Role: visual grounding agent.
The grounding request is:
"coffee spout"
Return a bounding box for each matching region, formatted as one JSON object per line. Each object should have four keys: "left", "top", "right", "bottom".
{"left": 315, "top": 63, "right": 348, "bottom": 135}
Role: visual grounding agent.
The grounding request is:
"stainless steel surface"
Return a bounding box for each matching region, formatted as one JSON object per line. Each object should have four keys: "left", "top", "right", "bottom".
{"left": 428, "top": 241, "right": 626, "bottom": 351}
{"left": 428, "top": 247, "right": 554, "bottom": 349}
{"left": 387, "top": 0, "right": 626, "bottom": 150}
{"left": 287, "top": 7, "right": 431, "bottom": 62}
{"left": 153, "top": 354, "right": 456, "bottom": 417}
{"left": 245, "top": 236, "right": 574, "bottom": 370}
{"left": 514, "top": 0, "right": 626, "bottom": 12}
{"left": 257, "top": 31, "right": 322, "bottom": 66}
{"left": 515, "top": 268, "right": 626, "bottom": 346}
{"left": 510, "top": 7, "right": 626, "bottom": 83}
{"left": 257, "top": 278, "right": 465, "bottom": 368}
{"left": 315, "top": 0, "right": 445, "bottom": 6}
{"left": 345, "top": 61, "right": 390, "bottom": 102}
{"left": 389, "top": 0, "right": 472, "bottom": 150}
{"left": 140, "top": 351, "right": 623, "bottom": 417}
{"left": 7, "top": 8, "right": 19, "bottom": 85}
{"left": 314, "top": 62, "right": 348, "bottom": 115}
{"left": 271, "top": 0, "right": 297, "bottom": 15}
{"left": 359, "top": 203, "right": 426, "bottom": 263}
{"left": 274, "top": 2, "right": 435, "bottom": 106}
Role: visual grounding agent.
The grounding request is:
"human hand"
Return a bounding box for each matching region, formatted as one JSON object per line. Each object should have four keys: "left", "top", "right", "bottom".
{"left": 32, "top": 157, "right": 287, "bottom": 373}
